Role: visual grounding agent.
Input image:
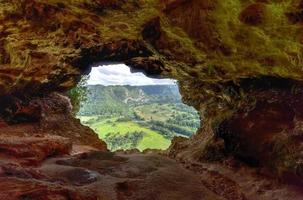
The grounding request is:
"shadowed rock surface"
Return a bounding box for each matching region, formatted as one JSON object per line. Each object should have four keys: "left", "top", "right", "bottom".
{"left": 0, "top": 0, "right": 303, "bottom": 199}
{"left": 0, "top": 150, "right": 302, "bottom": 200}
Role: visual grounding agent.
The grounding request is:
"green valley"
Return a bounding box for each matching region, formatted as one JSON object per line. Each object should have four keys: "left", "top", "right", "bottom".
{"left": 75, "top": 85, "right": 200, "bottom": 152}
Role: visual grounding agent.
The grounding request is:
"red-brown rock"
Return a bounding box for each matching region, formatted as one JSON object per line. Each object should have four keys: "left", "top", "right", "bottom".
{"left": 0, "top": 177, "right": 97, "bottom": 200}
{"left": 0, "top": 93, "right": 107, "bottom": 151}
{"left": 240, "top": 3, "right": 266, "bottom": 25}
{"left": 216, "top": 79, "right": 303, "bottom": 185}
{"left": 0, "top": 135, "right": 72, "bottom": 166}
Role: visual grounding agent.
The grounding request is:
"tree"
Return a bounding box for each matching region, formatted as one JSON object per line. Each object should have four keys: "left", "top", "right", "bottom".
{"left": 67, "top": 75, "right": 90, "bottom": 115}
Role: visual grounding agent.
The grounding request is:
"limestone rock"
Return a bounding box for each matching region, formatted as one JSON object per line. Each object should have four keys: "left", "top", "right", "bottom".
{"left": 0, "top": 92, "right": 107, "bottom": 150}
{"left": 0, "top": 0, "right": 303, "bottom": 196}
{"left": 0, "top": 135, "right": 71, "bottom": 166}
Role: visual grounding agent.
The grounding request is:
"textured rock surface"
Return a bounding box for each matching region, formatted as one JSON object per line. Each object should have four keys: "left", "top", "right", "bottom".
{"left": 0, "top": 151, "right": 224, "bottom": 200}
{"left": 1, "top": 0, "right": 303, "bottom": 199}
{"left": 0, "top": 0, "right": 302, "bottom": 95}
{"left": 0, "top": 151, "right": 302, "bottom": 200}
{"left": 0, "top": 92, "right": 107, "bottom": 150}
{"left": 0, "top": 135, "right": 71, "bottom": 166}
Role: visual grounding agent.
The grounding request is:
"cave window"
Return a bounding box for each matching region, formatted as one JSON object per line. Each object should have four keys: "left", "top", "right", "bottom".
{"left": 71, "top": 64, "right": 200, "bottom": 152}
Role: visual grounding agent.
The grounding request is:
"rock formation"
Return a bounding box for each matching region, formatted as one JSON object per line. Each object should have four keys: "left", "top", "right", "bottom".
{"left": 0, "top": 0, "right": 303, "bottom": 199}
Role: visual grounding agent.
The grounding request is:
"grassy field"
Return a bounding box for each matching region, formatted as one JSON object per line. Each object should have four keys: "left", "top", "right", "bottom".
{"left": 77, "top": 103, "right": 199, "bottom": 152}
{"left": 134, "top": 104, "right": 176, "bottom": 122}
{"left": 79, "top": 116, "right": 171, "bottom": 151}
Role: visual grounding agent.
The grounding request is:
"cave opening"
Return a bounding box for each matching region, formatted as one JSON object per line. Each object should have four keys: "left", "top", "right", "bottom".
{"left": 69, "top": 63, "right": 200, "bottom": 152}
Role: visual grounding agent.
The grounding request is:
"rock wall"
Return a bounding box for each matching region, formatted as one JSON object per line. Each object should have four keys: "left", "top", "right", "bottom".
{"left": 1, "top": 0, "right": 303, "bottom": 188}
{"left": 171, "top": 77, "right": 303, "bottom": 185}
{"left": 0, "top": 92, "right": 107, "bottom": 150}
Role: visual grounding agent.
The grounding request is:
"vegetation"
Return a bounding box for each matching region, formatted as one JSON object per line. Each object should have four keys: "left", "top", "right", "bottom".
{"left": 77, "top": 84, "right": 200, "bottom": 152}
{"left": 81, "top": 117, "right": 172, "bottom": 151}
{"left": 104, "top": 131, "right": 144, "bottom": 151}
{"left": 67, "top": 75, "right": 90, "bottom": 114}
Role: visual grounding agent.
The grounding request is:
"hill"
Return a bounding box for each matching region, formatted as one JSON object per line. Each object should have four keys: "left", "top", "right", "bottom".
{"left": 77, "top": 84, "right": 199, "bottom": 151}
{"left": 78, "top": 85, "right": 182, "bottom": 116}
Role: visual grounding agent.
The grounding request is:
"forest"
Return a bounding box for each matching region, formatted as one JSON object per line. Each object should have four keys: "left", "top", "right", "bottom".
{"left": 75, "top": 84, "right": 200, "bottom": 151}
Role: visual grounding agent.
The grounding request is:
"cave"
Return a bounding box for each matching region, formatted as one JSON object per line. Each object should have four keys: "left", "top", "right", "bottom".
{"left": 72, "top": 63, "right": 200, "bottom": 152}
{"left": 0, "top": 0, "right": 303, "bottom": 199}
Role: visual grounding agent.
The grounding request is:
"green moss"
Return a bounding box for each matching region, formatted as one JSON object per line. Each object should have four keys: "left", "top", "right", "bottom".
{"left": 161, "top": 20, "right": 206, "bottom": 63}
{"left": 198, "top": 0, "right": 303, "bottom": 81}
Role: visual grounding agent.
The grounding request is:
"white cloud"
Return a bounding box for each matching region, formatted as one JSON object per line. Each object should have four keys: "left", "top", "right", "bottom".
{"left": 86, "top": 64, "right": 176, "bottom": 86}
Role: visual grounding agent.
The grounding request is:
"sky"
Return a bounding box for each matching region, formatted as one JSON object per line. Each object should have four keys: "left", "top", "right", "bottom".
{"left": 86, "top": 64, "right": 176, "bottom": 86}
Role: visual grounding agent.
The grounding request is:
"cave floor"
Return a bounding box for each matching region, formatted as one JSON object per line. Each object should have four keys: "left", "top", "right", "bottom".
{"left": 0, "top": 123, "right": 301, "bottom": 200}
{"left": 0, "top": 142, "right": 302, "bottom": 200}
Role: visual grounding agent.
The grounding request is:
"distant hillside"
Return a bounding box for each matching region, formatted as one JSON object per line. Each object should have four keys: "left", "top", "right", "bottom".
{"left": 78, "top": 85, "right": 182, "bottom": 116}
{"left": 77, "top": 84, "right": 200, "bottom": 151}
